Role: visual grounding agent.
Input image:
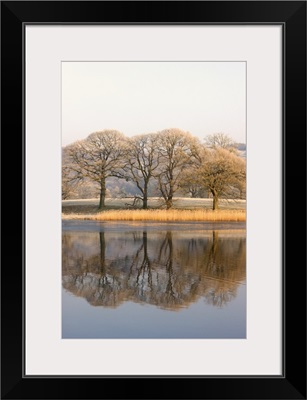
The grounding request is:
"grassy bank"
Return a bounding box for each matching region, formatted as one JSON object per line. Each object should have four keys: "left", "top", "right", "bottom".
{"left": 62, "top": 208, "right": 246, "bottom": 222}
{"left": 62, "top": 197, "right": 246, "bottom": 222}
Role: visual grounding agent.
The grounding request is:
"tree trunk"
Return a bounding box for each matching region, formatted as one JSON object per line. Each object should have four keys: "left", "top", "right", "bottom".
{"left": 166, "top": 183, "right": 173, "bottom": 209}
{"left": 142, "top": 184, "right": 148, "bottom": 209}
{"left": 211, "top": 190, "right": 218, "bottom": 210}
{"left": 166, "top": 197, "right": 173, "bottom": 210}
{"left": 99, "top": 178, "right": 106, "bottom": 209}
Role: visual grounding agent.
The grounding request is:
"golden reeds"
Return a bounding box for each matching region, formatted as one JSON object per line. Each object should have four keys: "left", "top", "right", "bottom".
{"left": 62, "top": 209, "right": 246, "bottom": 222}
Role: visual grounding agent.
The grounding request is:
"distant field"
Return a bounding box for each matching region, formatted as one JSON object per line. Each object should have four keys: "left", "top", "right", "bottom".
{"left": 63, "top": 197, "right": 245, "bottom": 211}
{"left": 62, "top": 197, "right": 246, "bottom": 221}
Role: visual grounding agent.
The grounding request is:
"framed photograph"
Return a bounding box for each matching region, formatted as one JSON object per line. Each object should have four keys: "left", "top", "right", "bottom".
{"left": 1, "top": 1, "right": 306, "bottom": 399}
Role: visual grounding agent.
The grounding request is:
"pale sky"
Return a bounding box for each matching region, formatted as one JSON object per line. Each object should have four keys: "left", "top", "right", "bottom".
{"left": 62, "top": 62, "right": 246, "bottom": 146}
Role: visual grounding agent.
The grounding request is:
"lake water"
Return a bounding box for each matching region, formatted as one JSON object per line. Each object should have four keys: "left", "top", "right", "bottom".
{"left": 62, "top": 220, "right": 246, "bottom": 339}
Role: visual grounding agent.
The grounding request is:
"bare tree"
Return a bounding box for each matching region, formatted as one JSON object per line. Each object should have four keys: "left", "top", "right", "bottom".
{"left": 61, "top": 147, "right": 83, "bottom": 199}
{"left": 65, "top": 130, "right": 127, "bottom": 209}
{"left": 62, "top": 165, "right": 80, "bottom": 199}
{"left": 155, "top": 128, "right": 201, "bottom": 209}
{"left": 199, "top": 147, "right": 246, "bottom": 210}
{"left": 178, "top": 145, "right": 208, "bottom": 198}
{"left": 125, "top": 133, "right": 159, "bottom": 209}
{"left": 179, "top": 167, "right": 208, "bottom": 198}
{"left": 204, "top": 132, "right": 235, "bottom": 149}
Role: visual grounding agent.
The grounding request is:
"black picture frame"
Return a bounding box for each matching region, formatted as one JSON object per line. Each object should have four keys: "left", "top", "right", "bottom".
{"left": 1, "top": 1, "right": 306, "bottom": 399}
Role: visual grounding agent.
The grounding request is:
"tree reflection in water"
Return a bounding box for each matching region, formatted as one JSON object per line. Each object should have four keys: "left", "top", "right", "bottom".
{"left": 62, "top": 227, "right": 246, "bottom": 310}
